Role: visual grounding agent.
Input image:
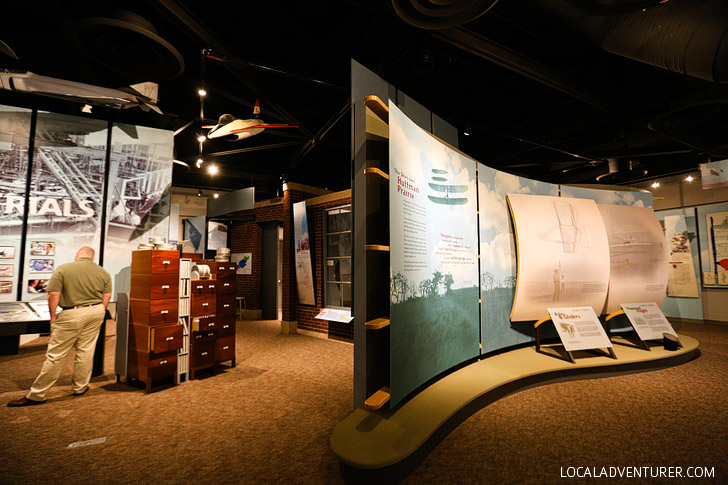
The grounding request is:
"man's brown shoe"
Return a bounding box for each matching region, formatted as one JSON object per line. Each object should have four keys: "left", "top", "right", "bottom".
{"left": 7, "top": 397, "right": 46, "bottom": 407}
{"left": 72, "top": 387, "right": 89, "bottom": 397}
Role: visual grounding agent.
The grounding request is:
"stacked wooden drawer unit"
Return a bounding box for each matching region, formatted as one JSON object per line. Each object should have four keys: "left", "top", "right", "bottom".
{"left": 128, "top": 250, "right": 183, "bottom": 392}
{"left": 189, "top": 261, "right": 237, "bottom": 379}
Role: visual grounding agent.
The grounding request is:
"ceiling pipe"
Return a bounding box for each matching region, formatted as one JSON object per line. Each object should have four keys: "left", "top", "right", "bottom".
{"left": 535, "top": 0, "right": 728, "bottom": 83}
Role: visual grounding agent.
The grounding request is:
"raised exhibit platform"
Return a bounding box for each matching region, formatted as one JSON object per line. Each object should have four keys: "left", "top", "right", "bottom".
{"left": 331, "top": 335, "right": 699, "bottom": 482}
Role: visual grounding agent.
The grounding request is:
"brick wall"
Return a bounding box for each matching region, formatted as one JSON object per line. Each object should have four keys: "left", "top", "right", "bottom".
{"left": 229, "top": 189, "right": 353, "bottom": 342}
{"left": 295, "top": 196, "right": 353, "bottom": 340}
{"left": 229, "top": 201, "right": 283, "bottom": 311}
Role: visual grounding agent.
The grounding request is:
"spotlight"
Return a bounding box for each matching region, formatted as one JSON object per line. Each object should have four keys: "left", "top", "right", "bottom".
{"left": 198, "top": 88, "right": 207, "bottom": 96}
{"left": 464, "top": 126, "right": 471, "bottom": 136}
{"left": 213, "top": 192, "right": 219, "bottom": 199}
{"left": 197, "top": 134, "right": 207, "bottom": 143}
{"left": 651, "top": 181, "right": 660, "bottom": 188}
{"left": 685, "top": 175, "right": 694, "bottom": 182}
{"left": 197, "top": 189, "right": 202, "bottom": 197}
{"left": 207, "top": 164, "right": 219, "bottom": 175}
{"left": 196, "top": 158, "right": 203, "bottom": 168}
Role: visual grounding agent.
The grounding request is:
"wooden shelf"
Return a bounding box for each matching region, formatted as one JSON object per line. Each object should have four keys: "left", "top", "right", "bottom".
{"left": 365, "top": 95, "right": 389, "bottom": 123}
{"left": 364, "top": 167, "right": 389, "bottom": 181}
{"left": 364, "top": 387, "right": 391, "bottom": 411}
{"left": 364, "top": 244, "right": 390, "bottom": 252}
{"left": 365, "top": 318, "right": 390, "bottom": 330}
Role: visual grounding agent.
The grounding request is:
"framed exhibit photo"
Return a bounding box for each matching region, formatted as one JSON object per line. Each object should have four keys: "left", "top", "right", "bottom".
{"left": 29, "top": 259, "right": 54, "bottom": 273}
{"left": 27, "top": 279, "right": 49, "bottom": 293}
{"left": 30, "top": 241, "right": 55, "bottom": 256}
{"left": 0, "top": 281, "right": 12, "bottom": 293}
{"left": 0, "top": 246, "right": 15, "bottom": 259}
{"left": 0, "top": 264, "right": 13, "bottom": 277}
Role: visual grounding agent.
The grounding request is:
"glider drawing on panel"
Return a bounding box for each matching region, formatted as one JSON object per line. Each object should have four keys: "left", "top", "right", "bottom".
{"left": 426, "top": 167, "right": 468, "bottom": 206}
{"left": 205, "top": 99, "right": 297, "bottom": 141}
{"left": 538, "top": 200, "right": 590, "bottom": 253}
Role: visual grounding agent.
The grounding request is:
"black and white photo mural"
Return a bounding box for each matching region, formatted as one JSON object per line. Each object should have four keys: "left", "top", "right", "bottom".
{"left": 103, "top": 124, "right": 173, "bottom": 298}
{"left": 0, "top": 105, "right": 31, "bottom": 302}
{"left": 22, "top": 112, "right": 107, "bottom": 301}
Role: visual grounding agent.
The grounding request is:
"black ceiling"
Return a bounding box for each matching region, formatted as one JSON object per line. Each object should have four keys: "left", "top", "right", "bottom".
{"left": 2, "top": 0, "right": 727, "bottom": 200}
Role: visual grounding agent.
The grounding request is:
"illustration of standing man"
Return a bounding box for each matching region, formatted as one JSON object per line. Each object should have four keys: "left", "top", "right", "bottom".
{"left": 553, "top": 265, "right": 561, "bottom": 301}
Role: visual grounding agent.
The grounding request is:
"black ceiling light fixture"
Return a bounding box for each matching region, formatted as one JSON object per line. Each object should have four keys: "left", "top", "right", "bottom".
{"left": 73, "top": 10, "right": 185, "bottom": 81}
{"left": 595, "top": 158, "right": 648, "bottom": 184}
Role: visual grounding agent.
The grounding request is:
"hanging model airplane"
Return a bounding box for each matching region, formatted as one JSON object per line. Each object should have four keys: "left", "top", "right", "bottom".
{"left": 205, "top": 99, "right": 297, "bottom": 141}
{"left": 0, "top": 70, "right": 162, "bottom": 114}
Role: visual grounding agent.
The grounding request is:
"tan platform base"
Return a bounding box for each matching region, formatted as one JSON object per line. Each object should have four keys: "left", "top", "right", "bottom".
{"left": 331, "top": 335, "right": 699, "bottom": 482}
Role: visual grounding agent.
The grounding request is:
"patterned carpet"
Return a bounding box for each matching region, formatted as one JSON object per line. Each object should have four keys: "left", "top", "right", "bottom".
{"left": 1, "top": 320, "right": 726, "bottom": 484}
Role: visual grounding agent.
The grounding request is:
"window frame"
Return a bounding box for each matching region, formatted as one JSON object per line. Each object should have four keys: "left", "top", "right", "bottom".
{"left": 323, "top": 203, "right": 352, "bottom": 309}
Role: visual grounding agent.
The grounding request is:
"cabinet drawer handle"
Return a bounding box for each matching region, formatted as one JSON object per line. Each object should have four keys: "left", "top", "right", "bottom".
{"left": 160, "top": 360, "right": 168, "bottom": 365}
{"left": 195, "top": 335, "right": 202, "bottom": 339}
{"left": 223, "top": 304, "right": 230, "bottom": 308}
{"left": 209, "top": 285, "right": 215, "bottom": 288}
{"left": 209, "top": 323, "right": 215, "bottom": 327}
{"left": 162, "top": 260, "right": 170, "bottom": 265}
{"left": 207, "top": 332, "right": 214, "bottom": 337}
{"left": 165, "top": 336, "right": 174, "bottom": 341}
{"left": 201, "top": 352, "right": 208, "bottom": 356}
{"left": 196, "top": 285, "right": 204, "bottom": 289}
{"left": 223, "top": 346, "right": 229, "bottom": 350}
{"left": 160, "top": 310, "right": 169, "bottom": 314}
{"left": 161, "top": 285, "right": 170, "bottom": 289}
{"left": 229, "top": 266, "right": 235, "bottom": 270}
{"left": 202, "top": 303, "right": 209, "bottom": 307}
{"left": 224, "top": 283, "right": 230, "bottom": 287}
{"left": 223, "top": 325, "right": 230, "bottom": 329}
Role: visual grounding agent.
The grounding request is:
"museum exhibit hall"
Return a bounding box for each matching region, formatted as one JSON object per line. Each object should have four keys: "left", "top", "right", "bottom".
{"left": 1, "top": 1, "right": 727, "bottom": 483}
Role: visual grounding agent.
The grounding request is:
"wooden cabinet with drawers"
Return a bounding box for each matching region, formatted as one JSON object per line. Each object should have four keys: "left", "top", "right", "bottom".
{"left": 127, "top": 250, "right": 182, "bottom": 392}
{"left": 188, "top": 261, "right": 237, "bottom": 379}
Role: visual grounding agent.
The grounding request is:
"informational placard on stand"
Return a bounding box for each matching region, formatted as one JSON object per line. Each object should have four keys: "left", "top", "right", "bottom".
{"left": 547, "top": 306, "right": 612, "bottom": 352}
{"left": 314, "top": 308, "right": 353, "bottom": 323}
{"left": 620, "top": 302, "right": 677, "bottom": 341}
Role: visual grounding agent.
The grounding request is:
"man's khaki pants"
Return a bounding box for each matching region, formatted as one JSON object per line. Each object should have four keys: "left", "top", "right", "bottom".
{"left": 27, "top": 304, "right": 106, "bottom": 401}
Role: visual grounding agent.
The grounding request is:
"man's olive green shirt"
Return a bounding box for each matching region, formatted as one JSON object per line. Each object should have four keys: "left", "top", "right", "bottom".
{"left": 47, "top": 257, "right": 112, "bottom": 308}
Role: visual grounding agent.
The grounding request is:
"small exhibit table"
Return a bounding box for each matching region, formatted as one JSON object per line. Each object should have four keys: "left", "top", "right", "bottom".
{"left": 0, "top": 302, "right": 108, "bottom": 376}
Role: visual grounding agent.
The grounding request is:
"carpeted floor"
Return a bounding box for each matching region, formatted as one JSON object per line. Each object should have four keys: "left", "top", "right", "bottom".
{"left": 1, "top": 320, "right": 726, "bottom": 484}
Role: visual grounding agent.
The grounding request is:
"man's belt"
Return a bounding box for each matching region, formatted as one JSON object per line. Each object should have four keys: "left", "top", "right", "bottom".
{"left": 61, "top": 303, "right": 101, "bottom": 310}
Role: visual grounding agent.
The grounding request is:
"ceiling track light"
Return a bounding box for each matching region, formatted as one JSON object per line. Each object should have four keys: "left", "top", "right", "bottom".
{"left": 213, "top": 191, "right": 219, "bottom": 199}
{"left": 197, "top": 189, "right": 202, "bottom": 197}
{"left": 685, "top": 174, "right": 694, "bottom": 182}
{"left": 651, "top": 181, "right": 660, "bottom": 188}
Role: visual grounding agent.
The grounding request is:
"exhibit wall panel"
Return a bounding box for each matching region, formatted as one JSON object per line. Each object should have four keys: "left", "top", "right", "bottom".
{"left": 389, "top": 102, "right": 479, "bottom": 406}
{"left": 559, "top": 184, "right": 653, "bottom": 208}
{"left": 0, "top": 105, "right": 32, "bottom": 301}
{"left": 507, "top": 194, "right": 611, "bottom": 322}
{"left": 104, "top": 124, "right": 173, "bottom": 299}
{"left": 696, "top": 202, "right": 728, "bottom": 287}
{"left": 655, "top": 208, "right": 704, "bottom": 320}
{"left": 478, "top": 165, "right": 558, "bottom": 353}
{"left": 22, "top": 112, "right": 107, "bottom": 301}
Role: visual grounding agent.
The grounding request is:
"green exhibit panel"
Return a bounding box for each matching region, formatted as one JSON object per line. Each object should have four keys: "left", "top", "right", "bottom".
{"left": 332, "top": 335, "right": 699, "bottom": 479}
{"left": 388, "top": 102, "right": 480, "bottom": 406}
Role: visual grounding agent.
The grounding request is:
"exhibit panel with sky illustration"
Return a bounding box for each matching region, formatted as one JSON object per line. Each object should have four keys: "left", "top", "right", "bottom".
{"left": 477, "top": 166, "right": 558, "bottom": 353}
{"left": 388, "top": 102, "right": 479, "bottom": 406}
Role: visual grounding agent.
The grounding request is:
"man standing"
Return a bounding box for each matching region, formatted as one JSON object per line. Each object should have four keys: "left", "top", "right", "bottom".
{"left": 8, "top": 246, "right": 111, "bottom": 407}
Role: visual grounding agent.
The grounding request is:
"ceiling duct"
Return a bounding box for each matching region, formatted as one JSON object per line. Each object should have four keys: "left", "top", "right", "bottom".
{"left": 595, "top": 158, "right": 647, "bottom": 183}
{"left": 538, "top": 0, "right": 728, "bottom": 83}
{"left": 391, "top": 0, "right": 500, "bottom": 29}
{"left": 73, "top": 10, "right": 185, "bottom": 81}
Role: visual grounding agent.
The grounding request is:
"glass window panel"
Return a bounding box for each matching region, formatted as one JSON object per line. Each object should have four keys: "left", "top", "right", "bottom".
{"left": 338, "top": 208, "right": 352, "bottom": 232}
{"left": 342, "top": 283, "right": 351, "bottom": 307}
{"left": 327, "top": 234, "right": 340, "bottom": 257}
{"left": 339, "top": 232, "right": 352, "bottom": 257}
{"left": 326, "top": 259, "right": 340, "bottom": 281}
{"left": 327, "top": 212, "right": 339, "bottom": 233}
{"left": 326, "top": 283, "right": 342, "bottom": 307}
{"left": 340, "top": 259, "right": 351, "bottom": 282}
